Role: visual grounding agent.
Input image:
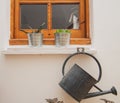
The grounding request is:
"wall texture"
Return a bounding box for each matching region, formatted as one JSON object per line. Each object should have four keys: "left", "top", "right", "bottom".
{"left": 0, "top": 0, "right": 120, "bottom": 103}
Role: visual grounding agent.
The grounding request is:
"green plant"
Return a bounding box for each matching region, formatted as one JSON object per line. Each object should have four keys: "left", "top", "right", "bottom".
{"left": 20, "top": 22, "right": 45, "bottom": 34}
{"left": 55, "top": 29, "right": 71, "bottom": 34}
{"left": 54, "top": 29, "right": 71, "bottom": 46}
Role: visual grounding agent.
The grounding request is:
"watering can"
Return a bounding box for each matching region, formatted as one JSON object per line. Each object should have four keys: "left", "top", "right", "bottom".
{"left": 59, "top": 49, "right": 117, "bottom": 102}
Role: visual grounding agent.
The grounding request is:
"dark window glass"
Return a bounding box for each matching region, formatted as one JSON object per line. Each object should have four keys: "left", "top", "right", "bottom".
{"left": 52, "top": 4, "right": 79, "bottom": 29}
{"left": 20, "top": 4, "right": 47, "bottom": 29}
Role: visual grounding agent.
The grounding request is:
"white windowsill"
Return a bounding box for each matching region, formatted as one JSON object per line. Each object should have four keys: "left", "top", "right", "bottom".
{"left": 1, "top": 45, "right": 96, "bottom": 55}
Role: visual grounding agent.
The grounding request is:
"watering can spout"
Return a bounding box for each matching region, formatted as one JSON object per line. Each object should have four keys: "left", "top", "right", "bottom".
{"left": 84, "top": 86, "right": 117, "bottom": 99}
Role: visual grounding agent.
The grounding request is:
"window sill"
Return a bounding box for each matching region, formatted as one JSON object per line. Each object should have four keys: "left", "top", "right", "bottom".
{"left": 1, "top": 45, "right": 96, "bottom": 55}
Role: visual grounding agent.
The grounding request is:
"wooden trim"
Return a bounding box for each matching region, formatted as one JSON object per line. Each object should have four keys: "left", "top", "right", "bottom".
{"left": 48, "top": 3, "right": 51, "bottom": 30}
{"left": 9, "top": 38, "right": 91, "bottom": 45}
{"left": 10, "top": 0, "right": 15, "bottom": 39}
{"left": 20, "top": 0, "right": 49, "bottom": 3}
{"left": 50, "top": 0, "right": 80, "bottom": 2}
{"left": 9, "top": 39, "right": 28, "bottom": 45}
{"left": 21, "top": 0, "right": 79, "bottom": 3}
{"left": 80, "top": 0, "right": 85, "bottom": 25}
{"left": 80, "top": 0, "right": 85, "bottom": 37}
{"left": 70, "top": 38, "right": 91, "bottom": 44}
{"left": 15, "top": 0, "right": 20, "bottom": 38}
{"left": 49, "top": 1, "right": 80, "bottom": 3}
{"left": 85, "top": 0, "right": 90, "bottom": 38}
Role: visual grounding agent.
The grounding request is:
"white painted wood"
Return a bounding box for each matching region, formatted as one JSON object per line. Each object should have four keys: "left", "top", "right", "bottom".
{"left": 1, "top": 45, "right": 96, "bottom": 55}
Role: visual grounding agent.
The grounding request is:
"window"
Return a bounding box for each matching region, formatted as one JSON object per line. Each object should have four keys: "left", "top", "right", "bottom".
{"left": 10, "top": 0, "right": 90, "bottom": 45}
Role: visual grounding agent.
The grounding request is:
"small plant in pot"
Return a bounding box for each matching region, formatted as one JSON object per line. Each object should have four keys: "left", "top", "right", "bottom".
{"left": 54, "top": 29, "right": 71, "bottom": 47}
{"left": 20, "top": 22, "right": 45, "bottom": 47}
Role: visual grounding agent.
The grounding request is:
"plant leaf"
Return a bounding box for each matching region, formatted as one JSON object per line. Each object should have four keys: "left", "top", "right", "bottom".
{"left": 46, "top": 98, "right": 58, "bottom": 103}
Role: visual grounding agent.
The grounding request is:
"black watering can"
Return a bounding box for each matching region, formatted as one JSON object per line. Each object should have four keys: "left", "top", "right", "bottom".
{"left": 59, "top": 49, "right": 117, "bottom": 102}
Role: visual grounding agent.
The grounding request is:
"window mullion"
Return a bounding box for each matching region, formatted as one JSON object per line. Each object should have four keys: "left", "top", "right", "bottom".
{"left": 48, "top": 2, "right": 52, "bottom": 33}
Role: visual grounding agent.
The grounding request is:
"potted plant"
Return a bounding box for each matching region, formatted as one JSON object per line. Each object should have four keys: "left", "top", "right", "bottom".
{"left": 54, "top": 29, "right": 71, "bottom": 47}
{"left": 20, "top": 22, "right": 45, "bottom": 47}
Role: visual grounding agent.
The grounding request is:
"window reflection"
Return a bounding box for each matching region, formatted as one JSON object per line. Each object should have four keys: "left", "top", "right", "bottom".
{"left": 52, "top": 4, "right": 79, "bottom": 29}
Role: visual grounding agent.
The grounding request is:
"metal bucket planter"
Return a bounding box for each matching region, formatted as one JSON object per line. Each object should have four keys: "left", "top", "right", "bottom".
{"left": 27, "top": 33, "right": 43, "bottom": 47}
{"left": 55, "top": 33, "right": 71, "bottom": 47}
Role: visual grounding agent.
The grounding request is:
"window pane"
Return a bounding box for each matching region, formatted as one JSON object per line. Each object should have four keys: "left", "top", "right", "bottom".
{"left": 20, "top": 4, "right": 47, "bottom": 29}
{"left": 52, "top": 4, "right": 79, "bottom": 29}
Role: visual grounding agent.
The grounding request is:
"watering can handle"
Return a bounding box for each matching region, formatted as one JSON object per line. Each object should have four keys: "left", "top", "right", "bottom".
{"left": 62, "top": 51, "right": 102, "bottom": 83}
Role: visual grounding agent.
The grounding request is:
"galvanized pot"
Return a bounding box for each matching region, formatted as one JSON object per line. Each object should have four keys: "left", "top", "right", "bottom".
{"left": 59, "top": 52, "right": 117, "bottom": 102}
{"left": 27, "top": 33, "right": 43, "bottom": 47}
{"left": 55, "top": 33, "right": 70, "bottom": 47}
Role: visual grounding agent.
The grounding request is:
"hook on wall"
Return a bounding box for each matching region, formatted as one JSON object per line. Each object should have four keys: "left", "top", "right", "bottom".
{"left": 77, "top": 47, "right": 85, "bottom": 53}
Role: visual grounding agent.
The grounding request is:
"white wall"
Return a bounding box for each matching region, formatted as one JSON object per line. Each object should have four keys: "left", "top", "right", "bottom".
{"left": 0, "top": 0, "right": 120, "bottom": 103}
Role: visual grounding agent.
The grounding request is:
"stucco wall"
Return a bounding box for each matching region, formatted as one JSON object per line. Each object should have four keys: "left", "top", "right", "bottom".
{"left": 0, "top": 0, "right": 120, "bottom": 103}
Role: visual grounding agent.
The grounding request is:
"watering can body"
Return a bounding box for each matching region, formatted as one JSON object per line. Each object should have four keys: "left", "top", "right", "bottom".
{"left": 59, "top": 52, "right": 117, "bottom": 102}
{"left": 59, "top": 64, "right": 97, "bottom": 101}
